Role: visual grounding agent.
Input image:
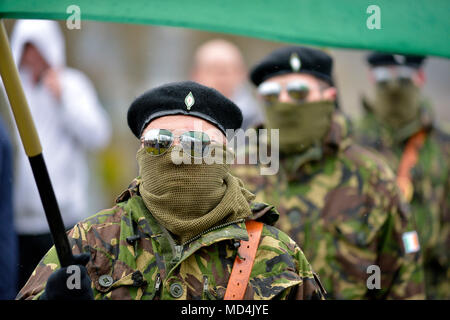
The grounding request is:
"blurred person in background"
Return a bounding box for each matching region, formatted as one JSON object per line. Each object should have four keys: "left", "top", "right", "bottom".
{"left": 7, "top": 19, "right": 111, "bottom": 291}
{"left": 233, "top": 46, "right": 425, "bottom": 299}
{"left": 0, "top": 115, "right": 17, "bottom": 299}
{"left": 191, "top": 39, "right": 264, "bottom": 131}
{"left": 354, "top": 52, "right": 450, "bottom": 299}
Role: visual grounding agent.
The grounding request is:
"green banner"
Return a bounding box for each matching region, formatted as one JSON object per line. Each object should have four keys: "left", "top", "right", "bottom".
{"left": 1, "top": 0, "right": 449, "bottom": 58}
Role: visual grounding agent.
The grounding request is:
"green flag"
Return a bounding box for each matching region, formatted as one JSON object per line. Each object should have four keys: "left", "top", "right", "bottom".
{"left": 1, "top": 0, "right": 449, "bottom": 58}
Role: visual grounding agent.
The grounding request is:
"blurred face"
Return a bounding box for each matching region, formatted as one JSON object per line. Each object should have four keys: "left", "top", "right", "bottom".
{"left": 257, "top": 73, "right": 336, "bottom": 104}
{"left": 257, "top": 73, "right": 337, "bottom": 154}
{"left": 20, "top": 42, "right": 50, "bottom": 83}
{"left": 368, "top": 65, "right": 424, "bottom": 128}
{"left": 140, "top": 115, "right": 226, "bottom": 149}
{"left": 369, "top": 65, "right": 425, "bottom": 88}
{"left": 191, "top": 41, "right": 246, "bottom": 99}
{"left": 193, "top": 60, "right": 244, "bottom": 98}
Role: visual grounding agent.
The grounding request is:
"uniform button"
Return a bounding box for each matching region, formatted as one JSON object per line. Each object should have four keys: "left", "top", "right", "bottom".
{"left": 98, "top": 275, "right": 114, "bottom": 288}
{"left": 169, "top": 283, "right": 183, "bottom": 298}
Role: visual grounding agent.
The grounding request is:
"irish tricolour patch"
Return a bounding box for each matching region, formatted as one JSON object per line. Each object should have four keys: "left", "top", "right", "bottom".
{"left": 402, "top": 231, "right": 420, "bottom": 254}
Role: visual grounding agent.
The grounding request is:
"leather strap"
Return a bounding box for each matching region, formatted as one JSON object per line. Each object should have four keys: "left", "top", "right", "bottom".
{"left": 396, "top": 129, "right": 427, "bottom": 202}
{"left": 224, "top": 220, "right": 263, "bottom": 300}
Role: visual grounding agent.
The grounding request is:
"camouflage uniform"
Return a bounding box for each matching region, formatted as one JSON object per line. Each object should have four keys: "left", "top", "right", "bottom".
{"left": 354, "top": 102, "right": 450, "bottom": 299}
{"left": 232, "top": 111, "right": 425, "bottom": 299}
{"left": 17, "top": 178, "right": 325, "bottom": 300}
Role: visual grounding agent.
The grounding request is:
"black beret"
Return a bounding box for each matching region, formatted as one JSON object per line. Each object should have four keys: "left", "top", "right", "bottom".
{"left": 250, "top": 46, "right": 334, "bottom": 86}
{"left": 367, "top": 52, "right": 426, "bottom": 69}
{"left": 127, "top": 81, "right": 243, "bottom": 138}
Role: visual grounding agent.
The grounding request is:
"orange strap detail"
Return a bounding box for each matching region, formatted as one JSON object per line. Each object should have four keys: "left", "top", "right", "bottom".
{"left": 396, "top": 129, "right": 427, "bottom": 202}
{"left": 224, "top": 220, "right": 263, "bottom": 300}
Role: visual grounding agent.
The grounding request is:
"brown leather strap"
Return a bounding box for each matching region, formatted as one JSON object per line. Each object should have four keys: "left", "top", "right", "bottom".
{"left": 396, "top": 129, "right": 427, "bottom": 202}
{"left": 224, "top": 220, "right": 263, "bottom": 300}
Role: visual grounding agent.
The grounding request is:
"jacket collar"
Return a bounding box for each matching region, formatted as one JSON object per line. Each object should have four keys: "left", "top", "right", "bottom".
{"left": 116, "top": 179, "right": 250, "bottom": 275}
{"left": 361, "top": 96, "right": 434, "bottom": 144}
{"left": 280, "top": 110, "right": 353, "bottom": 177}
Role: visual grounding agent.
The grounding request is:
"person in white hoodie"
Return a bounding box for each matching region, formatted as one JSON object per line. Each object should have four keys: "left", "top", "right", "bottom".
{"left": 7, "top": 20, "right": 111, "bottom": 291}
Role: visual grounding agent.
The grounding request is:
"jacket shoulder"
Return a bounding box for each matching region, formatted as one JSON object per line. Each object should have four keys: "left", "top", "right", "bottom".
{"left": 337, "top": 142, "right": 409, "bottom": 228}
{"left": 250, "top": 223, "right": 325, "bottom": 299}
{"left": 77, "top": 204, "right": 128, "bottom": 230}
{"left": 258, "top": 223, "right": 312, "bottom": 276}
{"left": 248, "top": 202, "right": 279, "bottom": 226}
{"left": 16, "top": 204, "right": 130, "bottom": 300}
{"left": 431, "top": 125, "right": 450, "bottom": 157}
{"left": 68, "top": 202, "right": 133, "bottom": 259}
{"left": 340, "top": 141, "right": 396, "bottom": 181}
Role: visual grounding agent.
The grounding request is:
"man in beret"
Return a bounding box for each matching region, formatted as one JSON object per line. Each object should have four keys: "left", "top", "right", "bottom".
{"left": 354, "top": 52, "right": 450, "bottom": 299}
{"left": 17, "top": 81, "right": 325, "bottom": 300}
{"left": 232, "top": 46, "right": 425, "bottom": 299}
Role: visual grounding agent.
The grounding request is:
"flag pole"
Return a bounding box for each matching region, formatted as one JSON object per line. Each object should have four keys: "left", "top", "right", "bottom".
{"left": 0, "top": 19, "right": 74, "bottom": 267}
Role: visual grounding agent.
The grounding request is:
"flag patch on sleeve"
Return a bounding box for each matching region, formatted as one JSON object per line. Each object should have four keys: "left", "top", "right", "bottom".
{"left": 402, "top": 231, "right": 420, "bottom": 254}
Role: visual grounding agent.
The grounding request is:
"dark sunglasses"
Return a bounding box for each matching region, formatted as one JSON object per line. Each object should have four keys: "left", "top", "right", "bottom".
{"left": 141, "top": 129, "right": 213, "bottom": 158}
{"left": 258, "top": 81, "right": 310, "bottom": 103}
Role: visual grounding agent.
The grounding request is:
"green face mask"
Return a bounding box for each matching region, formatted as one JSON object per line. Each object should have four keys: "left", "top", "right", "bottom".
{"left": 372, "top": 80, "right": 421, "bottom": 128}
{"left": 264, "top": 100, "right": 335, "bottom": 154}
{"left": 136, "top": 145, "right": 253, "bottom": 244}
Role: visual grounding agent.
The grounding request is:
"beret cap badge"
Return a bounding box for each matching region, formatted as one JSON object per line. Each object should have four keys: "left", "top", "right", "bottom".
{"left": 393, "top": 54, "right": 406, "bottom": 65}
{"left": 249, "top": 46, "right": 333, "bottom": 86}
{"left": 185, "top": 91, "right": 195, "bottom": 111}
{"left": 290, "top": 52, "right": 301, "bottom": 72}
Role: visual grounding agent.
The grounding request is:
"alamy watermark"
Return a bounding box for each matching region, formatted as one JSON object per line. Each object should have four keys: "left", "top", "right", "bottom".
{"left": 366, "top": 265, "right": 381, "bottom": 290}
{"left": 156, "top": 120, "right": 280, "bottom": 175}
{"left": 66, "top": 265, "right": 81, "bottom": 290}
{"left": 366, "top": 5, "right": 381, "bottom": 30}
{"left": 66, "top": 5, "right": 81, "bottom": 30}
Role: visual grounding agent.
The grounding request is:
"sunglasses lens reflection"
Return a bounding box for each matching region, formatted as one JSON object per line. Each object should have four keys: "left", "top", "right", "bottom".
{"left": 180, "top": 131, "right": 211, "bottom": 158}
{"left": 143, "top": 129, "right": 174, "bottom": 155}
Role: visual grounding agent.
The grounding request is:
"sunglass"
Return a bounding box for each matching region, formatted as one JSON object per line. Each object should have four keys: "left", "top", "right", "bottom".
{"left": 257, "top": 81, "right": 310, "bottom": 104}
{"left": 141, "top": 129, "right": 213, "bottom": 158}
{"left": 372, "top": 66, "right": 415, "bottom": 85}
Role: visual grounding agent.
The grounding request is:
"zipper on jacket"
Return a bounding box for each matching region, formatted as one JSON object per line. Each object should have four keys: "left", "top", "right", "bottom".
{"left": 202, "top": 276, "right": 209, "bottom": 300}
{"left": 153, "top": 273, "right": 161, "bottom": 299}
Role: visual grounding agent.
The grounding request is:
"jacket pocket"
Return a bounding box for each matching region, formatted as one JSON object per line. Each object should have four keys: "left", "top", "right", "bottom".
{"left": 87, "top": 249, "right": 150, "bottom": 300}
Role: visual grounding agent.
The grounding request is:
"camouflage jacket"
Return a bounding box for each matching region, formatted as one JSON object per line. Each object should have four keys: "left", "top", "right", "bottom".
{"left": 17, "top": 179, "right": 325, "bottom": 300}
{"left": 354, "top": 102, "right": 450, "bottom": 299}
{"left": 232, "top": 111, "right": 425, "bottom": 300}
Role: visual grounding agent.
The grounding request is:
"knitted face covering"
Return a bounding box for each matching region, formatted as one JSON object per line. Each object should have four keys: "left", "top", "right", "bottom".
{"left": 372, "top": 80, "right": 421, "bottom": 128}
{"left": 136, "top": 145, "right": 254, "bottom": 244}
{"left": 264, "top": 100, "right": 335, "bottom": 154}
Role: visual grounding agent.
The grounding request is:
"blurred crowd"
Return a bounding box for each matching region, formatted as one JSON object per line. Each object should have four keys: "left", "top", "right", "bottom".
{"left": 0, "top": 19, "right": 448, "bottom": 299}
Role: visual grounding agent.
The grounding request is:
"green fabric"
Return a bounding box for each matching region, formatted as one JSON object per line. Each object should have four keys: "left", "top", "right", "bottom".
{"left": 137, "top": 146, "right": 254, "bottom": 244}
{"left": 265, "top": 100, "right": 335, "bottom": 154}
{"left": 1, "top": 0, "right": 449, "bottom": 58}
